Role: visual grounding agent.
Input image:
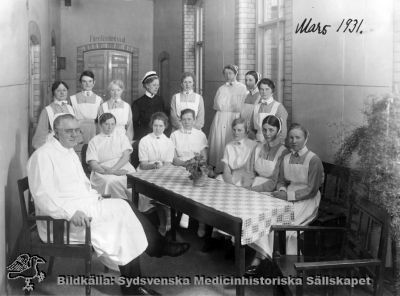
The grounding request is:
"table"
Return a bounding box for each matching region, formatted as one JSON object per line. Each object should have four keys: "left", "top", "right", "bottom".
{"left": 128, "top": 165, "right": 294, "bottom": 296}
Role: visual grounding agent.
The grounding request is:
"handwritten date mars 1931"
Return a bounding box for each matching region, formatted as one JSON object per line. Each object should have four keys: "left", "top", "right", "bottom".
{"left": 295, "top": 18, "right": 364, "bottom": 35}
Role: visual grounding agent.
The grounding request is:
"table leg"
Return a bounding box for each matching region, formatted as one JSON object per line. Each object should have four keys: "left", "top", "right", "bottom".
{"left": 170, "top": 208, "right": 177, "bottom": 241}
{"left": 235, "top": 233, "right": 245, "bottom": 296}
{"left": 132, "top": 183, "right": 139, "bottom": 208}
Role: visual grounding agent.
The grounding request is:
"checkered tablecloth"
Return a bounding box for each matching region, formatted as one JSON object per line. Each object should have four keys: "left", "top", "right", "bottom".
{"left": 129, "top": 165, "right": 294, "bottom": 245}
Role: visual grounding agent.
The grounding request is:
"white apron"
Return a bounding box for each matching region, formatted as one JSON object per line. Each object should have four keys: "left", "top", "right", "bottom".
{"left": 70, "top": 94, "right": 100, "bottom": 144}
{"left": 253, "top": 101, "right": 280, "bottom": 142}
{"left": 90, "top": 158, "right": 136, "bottom": 200}
{"left": 175, "top": 93, "right": 200, "bottom": 117}
{"left": 102, "top": 102, "right": 129, "bottom": 137}
{"left": 45, "top": 105, "right": 75, "bottom": 142}
{"left": 251, "top": 145, "right": 286, "bottom": 188}
{"left": 250, "top": 150, "right": 320, "bottom": 258}
{"left": 284, "top": 151, "right": 321, "bottom": 254}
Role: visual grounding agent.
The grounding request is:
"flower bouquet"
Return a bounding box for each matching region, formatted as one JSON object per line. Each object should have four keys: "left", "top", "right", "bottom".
{"left": 185, "top": 153, "right": 210, "bottom": 186}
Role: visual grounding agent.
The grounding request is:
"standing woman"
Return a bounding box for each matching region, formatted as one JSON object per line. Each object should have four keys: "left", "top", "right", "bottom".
{"left": 240, "top": 71, "right": 261, "bottom": 132}
{"left": 170, "top": 72, "right": 205, "bottom": 131}
{"left": 132, "top": 71, "right": 169, "bottom": 141}
{"left": 98, "top": 80, "right": 134, "bottom": 142}
{"left": 250, "top": 78, "right": 288, "bottom": 143}
{"left": 272, "top": 123, "right": 324, "bottom": 254}
{"left": 32, "top": 81, "right": 75, "bottom": 150}
{"left": 70, "top": 70, "right": 103, "bottom": 145}
{"left": 208, "top": 64, "right": 247, "bottom": 173}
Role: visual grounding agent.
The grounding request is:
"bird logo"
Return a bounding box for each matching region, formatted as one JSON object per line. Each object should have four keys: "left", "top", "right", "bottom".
{"left": 7, "top": 253, "right": 46, "bottom": 292}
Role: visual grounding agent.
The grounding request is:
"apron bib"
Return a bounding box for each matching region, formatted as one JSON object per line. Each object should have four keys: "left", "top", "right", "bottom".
{"left": 102, "top": 102, "right": 129, "bottom": 136}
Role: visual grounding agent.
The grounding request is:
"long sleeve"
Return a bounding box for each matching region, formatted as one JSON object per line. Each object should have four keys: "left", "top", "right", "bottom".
{"left": 170, "top": 94, "right": 182, "bottom": 130}
{"left": 126, "top": 107, "right": 134, "bottom": 141}
{"left": 288, "top": 156, "right": 323, "bottom": 201}
{"left": 27, "top": 152, "right": 75, "bottom": 220}
{"left": 276, "top": 104, "right": 288, "bottom": 142}
{"left": 277, "top": 159, "right": 290, "bottom": 192}
{"left": 194, "top": 95, "right": 205, "bottom": 129}
{"left": 32, "top": 109, "right": 50, "bottom": 150}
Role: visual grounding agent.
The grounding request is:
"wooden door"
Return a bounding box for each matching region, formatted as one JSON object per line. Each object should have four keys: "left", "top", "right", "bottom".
{"left": 84, "top": 50, "right": 132, "bottom": 103}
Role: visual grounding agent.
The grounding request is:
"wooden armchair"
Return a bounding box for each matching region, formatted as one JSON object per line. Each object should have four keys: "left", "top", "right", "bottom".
{"left": 316, "top": 162, "right": 351, "bottom": 226}
{"left": 17, "top": 177, "right": 92, "bottom": 295}
{"left": 271, "top": 198, "right": 390, "bottom": 296}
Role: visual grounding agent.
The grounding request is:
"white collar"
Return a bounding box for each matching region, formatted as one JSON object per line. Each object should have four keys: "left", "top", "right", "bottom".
{"left": 232, "top": 137, "right": 246, "bottom": 146}
{"left": 182, "top": 89, "right": 194, "bottom": 95}
{"left": 83, "top": 90, "right": 93, "bottom": 96}
{"left": 151, "top": 133, "right": 163, "bottom": 139}
{"left": 225, "top": 81, "right": 236, "bottom": 86}
{"left": 111, "top": 98, "right": 122, "bottom": 103}
{"left": 146, "top": 91, "right": 156, "bottom": 98}
{"left": 260, "top": 96, "right": 274, "bottom": 104}
{"left": 180, "top": 128, "right": 192, "bottom": 134}
{"left": 249, "top": 88, "right": 259, "bottom": 96}
{"left": 54, "top": 100, "right": 68, "bottom": 105}
{"left": 292, "top": 146, "right": 308, "bottom": 157}
{"left": 50, "top": 136, "right": 75, "bottom": 153}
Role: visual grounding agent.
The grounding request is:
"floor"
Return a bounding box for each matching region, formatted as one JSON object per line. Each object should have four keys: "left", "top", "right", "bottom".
{"left": 7, "top": 225, "right": 396, "bottom": 296}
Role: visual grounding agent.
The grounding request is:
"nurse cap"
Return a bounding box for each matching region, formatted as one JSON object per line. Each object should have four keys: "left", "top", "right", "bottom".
{"left": 142, "top": 71, "right": 158, "bottom": 84}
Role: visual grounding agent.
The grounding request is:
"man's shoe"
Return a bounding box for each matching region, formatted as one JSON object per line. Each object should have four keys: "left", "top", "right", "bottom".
{"left": 244, "top": 265, "right": 260, "bottom": 277}
{"left": 162, "top": 241, "right": 190, "bottom": 257}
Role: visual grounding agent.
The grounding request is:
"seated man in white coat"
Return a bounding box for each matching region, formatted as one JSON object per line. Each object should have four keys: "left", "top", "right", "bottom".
{"left": 27, "top": 114, "right": 190, "bottom": 295}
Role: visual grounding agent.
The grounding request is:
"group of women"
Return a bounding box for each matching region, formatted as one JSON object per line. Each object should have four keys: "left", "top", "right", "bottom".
{"left": 31, "top": 64, "right": 323, "bottom": 276}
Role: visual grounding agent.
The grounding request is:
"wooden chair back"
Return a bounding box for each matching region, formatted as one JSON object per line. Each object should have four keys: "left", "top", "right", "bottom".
{"left": 17, "top": 177, "right": 92, "bottom": 295}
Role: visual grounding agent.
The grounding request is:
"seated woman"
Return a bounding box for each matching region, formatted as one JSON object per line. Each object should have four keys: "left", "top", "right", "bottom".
{"left": 217, "top": 118, "right": 257, "bottom": 187}
{"left": 170, "top": 108, "right": 208, "bottom": 231}
{"left": 245, "top": 115, "right": 288, "bottom": 275}
{"left": 138, "top": 112, "right": 174, "bottom": 235}
{"left": 86, "top": 113, "right": 135, "bottom": 200}
{"left": 246, "top": 123, "right": 324, "bottom": 276}
{"left": 248, "top": 115, "right": 288, "bottom": 192}
{"left": 170, "top": 108, "right": 208, "bottom": 166}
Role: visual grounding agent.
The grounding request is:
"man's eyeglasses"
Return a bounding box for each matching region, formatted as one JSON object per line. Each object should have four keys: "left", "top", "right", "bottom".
{"left": 55, "top": 128, "right": 81, "bottom": 135}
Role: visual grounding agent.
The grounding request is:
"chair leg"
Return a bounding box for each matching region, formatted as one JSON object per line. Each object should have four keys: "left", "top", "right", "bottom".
{"left": 47, "top": 256, "right": 55, "bottom": 275}
{"left": 85, "top": 256, "right": 91, "bottom": 296}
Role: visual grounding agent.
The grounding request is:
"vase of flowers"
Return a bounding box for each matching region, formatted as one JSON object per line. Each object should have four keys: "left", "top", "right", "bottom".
{"left": 185, "top": 153, "right": 209, "bottom": 187}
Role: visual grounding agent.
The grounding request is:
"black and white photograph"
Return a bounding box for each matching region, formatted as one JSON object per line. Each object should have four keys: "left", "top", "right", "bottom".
{"left": 0, "top": 0, "right": 399, "bottom": 295}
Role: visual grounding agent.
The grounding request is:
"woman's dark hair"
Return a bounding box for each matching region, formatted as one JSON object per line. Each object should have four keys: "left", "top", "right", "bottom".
{"left": 51, "top": 81, "right": 69, "bottom": 96}
{"left": 257, "top": 78, "right": 275, "bottom": 92}
{"left": 180, "top": 72, "right": 195, "bottom": 84}
{"left": 150, "top": 112, "right": 169, "bottom": 129}
{"left": 99, "top": 112, "right": 116, "bottom": 125}
{"left": 262, "top": 115, "right": 281, "bottom": 131}
{"left": 288, "top": 123, "right": 309, "bottom": 139}
{"left": 223, "top": 64, "right": 238, "bottom": 75}
{"left": 79, "top": 70, "right": 95, "bottom": 82}
{"left": 245, "top": 71, "right": 260, "bottom": 84}
{"left": 180, "top": 108, "right": 195, "bottom": 119}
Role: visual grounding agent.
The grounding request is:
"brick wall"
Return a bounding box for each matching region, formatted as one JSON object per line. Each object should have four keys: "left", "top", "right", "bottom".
{"left": 234, "top": 0, "right": 256, "bottom": 81}
{"left": 394, "top": 0, "right": 400, "bottom": 93}
{"left": 183, "top": 3, "right": 196, "bottom": 74}
{"left": 283, "top": 0, "right": 292, "bottom": 123}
